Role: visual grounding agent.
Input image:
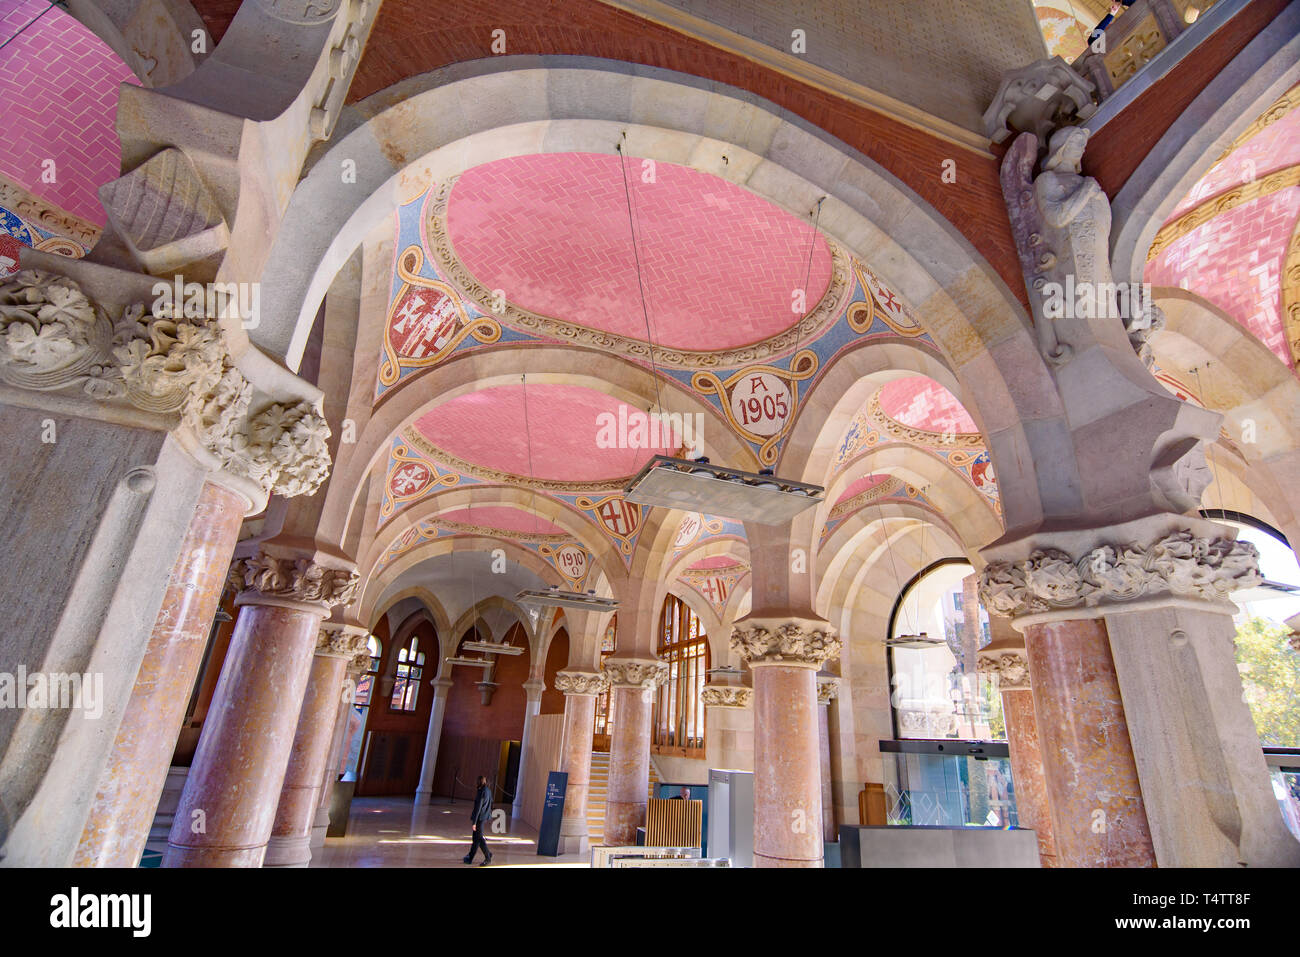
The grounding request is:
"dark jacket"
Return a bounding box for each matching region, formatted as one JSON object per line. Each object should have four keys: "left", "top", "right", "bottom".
{"left": 471, "top": 784, "right": 493, "bottom": 826}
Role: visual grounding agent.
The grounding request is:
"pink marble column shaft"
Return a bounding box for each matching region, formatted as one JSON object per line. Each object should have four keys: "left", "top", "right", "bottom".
{"left": 817, "top": 701, "right": 835, "bottom": 844}
{"left": 1025, "top": 618, "right": 1155, "bottom": 867}
{"left": 604, "top": 683, "right": 653, "bottom": 846}
{"left": 265, "top": 647, "right": 349, "bottom": 866}
{"left": 754, "top": 665, "right": 822, "bottom": 866}
{"left": 1002, "top": 686, "right": 1059, "bottom": 867}
{"left": 161, "top": 601, "right": 324, "bottom": 867}
{"left": 558, "top": 692, "right": 596, "bottom": 851}
{"left": 74, "top": 481, "right": 246, "bottom": 868}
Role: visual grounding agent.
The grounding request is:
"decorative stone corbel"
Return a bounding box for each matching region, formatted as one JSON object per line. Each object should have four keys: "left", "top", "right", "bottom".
{"left": 701, "top": 685, "right": 753, "bottom": 708}
{"left": 976, "top": 647, "right": 1032, "bottom": 691}
{"left": 815, "top": 675, "right": 840, "bottom": 705}
{"left": 730, "top": 617, "right": 842, "bottom": 668}
{"left": 228, "top": 550, "right": 360, "bottom": 610}
{"left": 553, "top": 670, "right": 608, "bottom": 696}
{"left": 0, "top": 269, "right": 332, "bottom": 506}
{"left": 316, "top": 622, "right": 370, "bottom": 659}
{"left": 983, "top": 56, "right": 1097, "bottom": 145}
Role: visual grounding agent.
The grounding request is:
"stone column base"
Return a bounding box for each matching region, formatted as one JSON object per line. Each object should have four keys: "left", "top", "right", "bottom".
{"left": 309, "top": 804, "right": 330, "bottom": 849}
{"left": 264, "top": 833, "right": 312, "bottom": 867}
{"left": 557, "top": 831, "right": 590, "bottom": 856}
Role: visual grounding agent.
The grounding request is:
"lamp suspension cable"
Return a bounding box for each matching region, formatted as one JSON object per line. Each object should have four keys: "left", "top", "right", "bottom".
{"left": 616, "top": 135, "right": 667, "bottom": 435}
{"left": 776, "top": 195, "right": 826, "bottom": 465}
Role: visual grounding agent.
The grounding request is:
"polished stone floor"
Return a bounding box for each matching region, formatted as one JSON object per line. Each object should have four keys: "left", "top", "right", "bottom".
{"left": 309, "top": 796, "right": 589, "bottom": 868}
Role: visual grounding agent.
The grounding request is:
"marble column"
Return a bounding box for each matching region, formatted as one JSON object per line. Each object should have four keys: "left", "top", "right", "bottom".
{"left": 702, "top": 684, "right": 754, "bottom": 773}
{"left": 1023, "top": 617, "right": 1155, "bottom": 867}
{"left": 512, "top": 678, "right": 545, "bottom": 820}
{"left": 554, "top": 671, "right": 606, "bottom": 854}
{"left": 161, "top": 551, "right": 359, "bottom": 867}
{"left": 816, "top": 676, "right": 839, "bottom": 844}
{"left": 311, "top": 647, "right": 369, "bottom": 847}
{"left": 74, "top": 480, "right": 248, "bottom": 868}
{"left": 265, "top": 623, "right": 368, "bottom": 866}
{"left": 733, "top": 618, "right": 841, "bottom": 868}
{"left": 414, "top": 676, "right": 456, "bottom": 802}
{"left": 602, "top": 658, "right": 667, "bottom": 846}
{"left": 977, "top": 629, "right": 1058, "bottom": 867}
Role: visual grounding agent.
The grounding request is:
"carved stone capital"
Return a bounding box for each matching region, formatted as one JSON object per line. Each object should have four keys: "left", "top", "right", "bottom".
{"left": 602, "top": 658, "right": 668, "bottom": 689}
{"left": 230, "top": 551, "right": 360, "bottom": 610}
{"left": 979, "top": 531, "right": 1261, "bottom": 619}
{"left": 316, "top": 622, "right": 370, "bottom": 659}
{"left": 0, "top": 270, "right": 332, "bottom": 501}
{"left": 976, "top": 650, "right": 1031, "bottom": 690}
{"left": 553, "top": 670, "right": 608, "bottom": 696}
{"left": 816, "top": 676, "right": 840, "bottom": 704}
{"left": 701, "top": 685, "right": 752, "bottom": 708}
{"left": 730, "top": 617, "right": 841, "bottom": 668}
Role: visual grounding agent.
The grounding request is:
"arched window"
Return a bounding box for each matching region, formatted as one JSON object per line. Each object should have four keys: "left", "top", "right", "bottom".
{"left": 653, "top": 596, "right": 708, "bottom": 755}
{"left": 390, "top": 634, "right": 425, "bottom": 712}
{"left": 593, "top": 614, "right": 617, "bottom": 739}
{"left": 887, "top": 559, "right": 999, "bottom": 741}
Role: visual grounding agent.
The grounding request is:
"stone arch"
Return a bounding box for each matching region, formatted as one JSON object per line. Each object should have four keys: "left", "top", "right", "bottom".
{"left": 252, "top": 58, "right": 1055, "bottom": 530}
{"left": 369, "top": 586, "right": 451, "bottom": 648}
{"left": 318, "top": 344, "right": 750, "bottom": 549}
{"left": 1109, "top": 4, "right": 1300, "bottom": 283}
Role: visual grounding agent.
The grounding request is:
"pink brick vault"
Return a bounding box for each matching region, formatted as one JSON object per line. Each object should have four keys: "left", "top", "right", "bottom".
{"left": 1147, "top": 188, "right": 1300, "bottom": 368}
{"left": 0, "top": 0, "right": 138, "bottom": 227}
{"left": 446, "top": 153, "right": 833, "bottom": 351}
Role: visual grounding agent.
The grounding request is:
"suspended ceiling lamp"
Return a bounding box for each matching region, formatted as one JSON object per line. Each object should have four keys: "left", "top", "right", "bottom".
{"left": 461, "top": 639, "right": 525, "bottom": 656}
{"left": 515, "top": 586, "right": 619, "bottom": 611}
{"left": 614, "top": 136, "right": 824, "bottom": 525}
{"left": 883, "top": 632, "right": 944, "bottom": 649}
{"left": 444, "top": 655, "right": 494, "bottom": 669}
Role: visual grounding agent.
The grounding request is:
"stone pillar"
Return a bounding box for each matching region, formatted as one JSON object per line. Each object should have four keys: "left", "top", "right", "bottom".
{"left": 311, "top": 646, "right": 369, "bottom": 847}
{"left": 981, "top": 514, "right": 1300, "bottom": 867}
{"left": 161, "top": 551, "right": 358, "bottom": 867}
{"left": 601, "top": 658, "right": 667, "bottom": 846}
{"left": 554, "top": 671, "right": 606, "bottom": 855}
{"left": 702, "top": 684, "right": 754, "bottom": 773}
{"left": 74, "top": 480, "right": 248, "bottom": 868}
{"left": 512, "top": 679, "right": 545, "bottom": 820}
{"left": 816, "top": 676, "right": 839, "bottom": 844}
{"left": 413, "top": 676, "right": 456, "bottom": 802}
{"left": 1023, "top": 617, "right": 1155, "bottom": 867}
{"left": 977, "top": 627, "right": 1058, "bottom": 867}
{"left": 732, "top": 618, "right": 841, "bottom": 867}
{"left": 264, "top": 623, "right": 368, "bottom": 867}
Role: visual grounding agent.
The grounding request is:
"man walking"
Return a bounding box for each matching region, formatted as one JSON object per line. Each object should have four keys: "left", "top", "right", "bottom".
{"left": 464, "top": 775, "right": 494, "bottom": 866}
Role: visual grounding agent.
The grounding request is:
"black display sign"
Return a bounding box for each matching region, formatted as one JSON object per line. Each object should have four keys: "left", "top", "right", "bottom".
{"left": 536, "top": 770, "right": 568, "bottom": 857}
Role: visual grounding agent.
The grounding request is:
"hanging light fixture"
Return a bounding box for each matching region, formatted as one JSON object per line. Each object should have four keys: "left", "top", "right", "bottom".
{"left": 618, "top": 137, "right": 825, "bottom": 522}
{"left": 513, "top": 372, "right": 620, "bottom": 612}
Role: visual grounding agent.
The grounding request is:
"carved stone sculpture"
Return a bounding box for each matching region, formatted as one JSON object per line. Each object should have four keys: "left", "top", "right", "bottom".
{"left": 701, "top": 685, "right": 753, "bottom": 708}
{"left": 979, "top": 531, "right": 1261, "bottom": 617}
{"left": 730, "top": 618, "right": 841, "bottom": 667}
{"left": 230, "top": 552, "right": 360, "bottom": 608}
{"left": 602, "top": 659, "right": 668, "bottom": 689}
{"left": 315, "top": 625, "right": 370, "bottom": 658}
{"left": 976, "top": 650, "right": 1031, "bottom": 690}
{"left": 553, "top": 671, "right": 609, "bottom": 696}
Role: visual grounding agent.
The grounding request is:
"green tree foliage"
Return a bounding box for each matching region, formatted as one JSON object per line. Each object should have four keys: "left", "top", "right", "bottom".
{"left": 1234, "top": 616, "right": 1300, "bottom": 747}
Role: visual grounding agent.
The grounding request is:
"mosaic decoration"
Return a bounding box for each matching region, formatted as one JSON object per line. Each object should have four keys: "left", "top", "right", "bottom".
{"left": 537, "top": 541, "right": 592, "bottom": 589}
{"left": 669, "top": 511, "right": 745, "bottom": 567}
{"left": 819, "top": 480, "right": 942, "bottom": 546}
{"left": 847, "top": 262, "right": 928, "bottom": 338}
{"left": 568, "top": 492, "right": 646, "bottom": 563}
{"left": 378, "top": 438, "right": 464, "bottom": 522}
{"left": 378, "top": 242, "right": 502, "bottom": 388}
{"left": 0, "top": 204, "right": 90, "bottom": 262}
{"left": 691, "top": 351, "right": 818, "bottom": 466}
{"left": 679, "top": 561, "right": 749, "bottom": 615}
{"left": 832, "top": 386, "right": 1001, "bottom": 516}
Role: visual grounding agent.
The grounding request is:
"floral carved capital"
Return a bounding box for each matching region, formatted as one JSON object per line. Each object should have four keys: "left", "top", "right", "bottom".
{"left": 979, "top": 532, "right": 1262, "bottom": 618}
{"left": 602, "top": 659, "right": 668, "bottom": 690}
{"left": 976, "top": 650, "right": 1031, "bottom": 690}
{"left": 701, "top": 685, "right": 752, "bottom": 708}
{"left": 0, "top": 270, "right": 332, "bottom": 498}
{"left": 553, "top": 670, "right": 608, "bottom": 696}
{"left": 730, "top": 618, "right": 841, "bottom": 667}
{"left": 816, "top": 677, "right": 840, "bottom": 704}
{"left": 230, "top": 552, "right": 360, "bottom": 609}
{"left": 316, "top": 623, "right": 370, "bottom": 659}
